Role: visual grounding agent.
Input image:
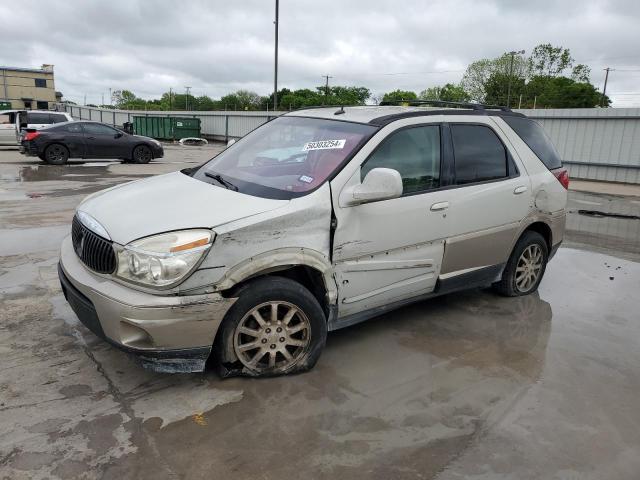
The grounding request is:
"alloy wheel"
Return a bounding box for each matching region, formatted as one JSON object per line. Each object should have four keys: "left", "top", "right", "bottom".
{"left": 233, "top": 301, "right": 311, "bottom": 373}
{"left": 47, "top": 145, "right": 66, "bottom": 163}
{"left": 515, "top": 244, "right": 543, "bottom": 292}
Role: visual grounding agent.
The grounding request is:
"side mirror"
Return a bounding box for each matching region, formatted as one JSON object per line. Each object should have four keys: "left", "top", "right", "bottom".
{"left": 227, "top": 138, "right": 236, "bottom": 148}
{"left": 343, "top": 168, "right": 403, "bottom": 206}
{"left": 114, "top": 132, "right": 123, "bottom": 138}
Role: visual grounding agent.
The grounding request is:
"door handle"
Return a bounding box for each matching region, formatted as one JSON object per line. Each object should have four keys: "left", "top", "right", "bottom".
{"left": 513, "top": 186, "right": 528, "bottom": 194}
{"left": 430, "top": 201, "right": 450, "bottom": 211}
{"left": 87, "top": 136, "right": 96, "bottom": 140}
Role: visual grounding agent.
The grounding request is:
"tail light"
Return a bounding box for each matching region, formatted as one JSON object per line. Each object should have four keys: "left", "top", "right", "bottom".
{"left": 553, "top": 167, "right": 569, "bottom": 190}
{"left": 24, "top": 131, "right": 40, "bottom": 141}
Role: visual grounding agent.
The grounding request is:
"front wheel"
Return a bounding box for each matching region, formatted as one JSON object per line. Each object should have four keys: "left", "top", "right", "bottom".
{"left": 132, "top": 145, "right": 152, "bottom": 164}
{"left": 493, "top": 231, "right": 549, "bottom": 297}
{"left": 44, "top": 144, "right": 69, "bottom": 165}
{"left": 215, "top": 277, "right": 327, "bottom": 377}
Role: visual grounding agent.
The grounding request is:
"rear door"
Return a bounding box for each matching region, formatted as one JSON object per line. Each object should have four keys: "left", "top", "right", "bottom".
{"left": 440, "top": 119, "right": 531, "bottom": 277}
{"left": 82, "top": 123, "right": 123, "bottom": 158}
{"left": 331, "top": 122, "right": 454, "bottom": 317}
{"left": 59, "top": 123, "right": 87, "bottom": 157}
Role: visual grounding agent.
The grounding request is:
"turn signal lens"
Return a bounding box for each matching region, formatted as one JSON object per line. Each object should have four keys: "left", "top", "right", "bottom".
{"left": 170, "top": 237, "right": 210, "bottom": 252}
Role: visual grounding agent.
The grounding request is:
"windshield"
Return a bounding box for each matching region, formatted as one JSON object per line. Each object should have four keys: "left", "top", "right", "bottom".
{"left": 193, "top": 116, "right": 377, "bottom": 199}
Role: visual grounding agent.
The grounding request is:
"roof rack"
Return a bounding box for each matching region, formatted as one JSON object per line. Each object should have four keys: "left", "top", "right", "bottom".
{"left": 378, "top": 99, "right": 511, "bottom": 112}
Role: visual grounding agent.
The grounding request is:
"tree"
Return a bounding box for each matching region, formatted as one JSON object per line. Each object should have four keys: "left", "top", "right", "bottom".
{"left": 484, "top": 72, "right": 526, "bottom": 105}
{"left": 461, "top": 53, "right": 527, "bottom": 102}
{"left": 381, "top": 89, "right": 418, "bottom": 103}
{"left": 419, "top": 83, "right": 470, "bottom": 102}
{"left": 524, "top": 76, "right": 608, "bottom": 108}
{"left": 528, "top": 43, "right": 573, "bottom": 77}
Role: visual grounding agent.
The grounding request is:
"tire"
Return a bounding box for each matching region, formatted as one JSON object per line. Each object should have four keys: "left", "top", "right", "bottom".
{"left": 215, "top": 276, "right": 327, "bottom": 377}
{"left": 493, "top": 231, "right": 549, "bottom": 297}
{"left": 132, "top": 145, "right": 152, "bottom": 164}
{"left": 44, "top": 144, "right": 69, "bottom": 165}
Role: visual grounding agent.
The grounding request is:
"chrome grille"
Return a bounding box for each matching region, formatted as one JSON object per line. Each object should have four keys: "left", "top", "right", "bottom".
{"left": 71, "top": 215, "right": 116, "bottom": 274}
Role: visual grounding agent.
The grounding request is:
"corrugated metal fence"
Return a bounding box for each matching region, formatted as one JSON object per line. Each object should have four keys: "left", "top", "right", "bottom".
{"left": 65, "top": 105, "right": 640, "bottom": 184}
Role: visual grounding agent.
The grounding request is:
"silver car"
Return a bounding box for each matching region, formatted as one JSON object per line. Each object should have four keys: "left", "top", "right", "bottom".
{"left": 58, "top": 103, "right": 568, "bottom": 377}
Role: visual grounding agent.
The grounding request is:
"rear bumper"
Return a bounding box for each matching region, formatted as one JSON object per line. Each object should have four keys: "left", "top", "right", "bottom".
{"left": 20, "top": 141, "right": 39, "bottom": 156}
{"left": 58, "top": 235, "right": 236, "bottom": 372}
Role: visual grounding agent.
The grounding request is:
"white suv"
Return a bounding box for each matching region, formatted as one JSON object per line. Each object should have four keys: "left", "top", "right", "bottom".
{"left": 0, "top": 109, "right": 73, "bottom": 145}
{"left": 58, "top": 103, "right": 568, "bottom": 377}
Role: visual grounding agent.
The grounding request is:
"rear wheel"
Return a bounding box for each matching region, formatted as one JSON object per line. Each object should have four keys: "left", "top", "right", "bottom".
{"left": 44, "top": 144, "right": 69, "bottom": 165}
{"left": 132, "top": 145, "right": 152, "bottom": 164}
{"left": 215, "top": 277, "right": 327, "bottom": 377}
{"left": 493, "top": 231, "right": 548, "bottom": 297}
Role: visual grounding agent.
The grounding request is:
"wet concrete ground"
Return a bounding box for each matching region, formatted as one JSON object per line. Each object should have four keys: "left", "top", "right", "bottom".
{"left": 1, "top": 146, "right": 639, "bottom": 479}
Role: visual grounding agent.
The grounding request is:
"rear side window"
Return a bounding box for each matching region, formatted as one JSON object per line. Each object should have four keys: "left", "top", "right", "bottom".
{"left": 502, "top": 116, "right": 562, "bottom": 169}
{"left": 50, "top": 113, "right": 68, "bottom": 123}
{"left": 362, "top": 125, "right": 441, "bottom": 194}
{"left": 62, "top": 123, "right": 83, "bottom": 133}
{"left": 451, "top": 125, "right": 508, "bottom": 184}
{"left": 28, "top": 112, "right": 50, "bottom": 124}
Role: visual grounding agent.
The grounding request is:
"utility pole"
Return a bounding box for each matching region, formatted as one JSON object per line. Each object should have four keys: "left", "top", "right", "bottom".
{"left": 169, "top": 87, "right": 173, "bottom": 110}
{"left": 185, "top": 86, "right": 191, "bottom": 111}
{"left": 273, "top": 0, "right": 279, "bottom": 111}
{"left": 83, "top": 93, "right": 86, "bottom": 106}
{"left": 322, "top": 74, "right": 333, "bottom": 100}
{"left": 601, "top": 67, "right": 612, "bottom": 107}
{"left": 506, "top": 50, "right": 525, "bottom": 109}
{"left": 102, "top": 93, "right": 104, "bottom": 106}
{"left": 109, "top": 88, "right": 112, "bottom": 106}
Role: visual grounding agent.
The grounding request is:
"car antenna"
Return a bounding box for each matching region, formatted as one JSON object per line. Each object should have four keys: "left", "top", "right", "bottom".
{"left": 334, "top": 105, "right": 345, "bottom": 115}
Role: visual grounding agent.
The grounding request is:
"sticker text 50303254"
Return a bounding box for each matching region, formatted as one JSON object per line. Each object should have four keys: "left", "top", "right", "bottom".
{"left": 302, "top": 139, "right": 346, "bottom": 151}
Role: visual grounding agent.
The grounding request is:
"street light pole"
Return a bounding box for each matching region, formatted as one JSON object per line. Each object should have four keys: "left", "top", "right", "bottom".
{"left": 273, "top": 0, "right": 279, "bottom": 111}
{"left": 601, "top": 67, "right": 612, "bottom": 107}
{"left": 506, "top": 49, "right": 525, "bottom": 108}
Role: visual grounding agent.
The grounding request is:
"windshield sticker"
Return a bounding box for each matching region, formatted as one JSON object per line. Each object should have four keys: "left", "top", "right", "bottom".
{"left": 298, "top": 175, "right": 314, "bottom": 184}
{"left": 302, "top": 139, "right": 346, "bottom": 151}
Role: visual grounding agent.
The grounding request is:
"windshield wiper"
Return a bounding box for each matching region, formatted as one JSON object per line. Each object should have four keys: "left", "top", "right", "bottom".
{"left": 204, "top": 172, "right": 238, "bottom": 191}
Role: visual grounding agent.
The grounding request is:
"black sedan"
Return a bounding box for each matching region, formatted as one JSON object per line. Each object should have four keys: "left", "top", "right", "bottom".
{"left": 20, "top": 121, "right": 164, "bottom": 164}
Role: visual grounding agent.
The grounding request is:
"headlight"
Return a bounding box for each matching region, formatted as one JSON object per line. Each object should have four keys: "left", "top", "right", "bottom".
{"left": 151, "top": 139, "right": 161, "bottom": 147}
{"left": 116, "top": 229, "right": 213, "bottom": 288}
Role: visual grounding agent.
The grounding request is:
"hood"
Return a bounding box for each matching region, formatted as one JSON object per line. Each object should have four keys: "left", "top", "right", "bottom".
{"left": 78, "top": 171, "right": 288, "bottom": 244}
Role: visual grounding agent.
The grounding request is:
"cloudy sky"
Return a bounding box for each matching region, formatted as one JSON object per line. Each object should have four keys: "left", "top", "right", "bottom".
{"left": 2, "top": 0, "right": 640, "bottom": 107}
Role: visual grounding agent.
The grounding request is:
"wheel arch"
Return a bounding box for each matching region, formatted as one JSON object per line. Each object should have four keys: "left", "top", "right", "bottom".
{"left": 131, "top": 142, "right": 154, "bottom": 160}
{"left": 215, "top": 248, "right": 337, "bottom": 319}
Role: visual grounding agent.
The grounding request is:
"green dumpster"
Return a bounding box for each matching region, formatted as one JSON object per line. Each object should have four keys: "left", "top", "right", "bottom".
{"left": 132, "top": 116, "right": 201, "bottom": 140}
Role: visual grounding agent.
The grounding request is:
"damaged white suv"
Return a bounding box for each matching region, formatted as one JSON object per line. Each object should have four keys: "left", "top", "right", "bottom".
{"left": 59, "top": 103, "right": 568, "bottom": 376}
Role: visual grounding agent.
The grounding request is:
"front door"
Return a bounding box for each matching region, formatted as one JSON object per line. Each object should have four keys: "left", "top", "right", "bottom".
{"left": 331, "top": 124, "right": 452, "bottom": 317}
{"left": 82, "top": 122, "right": 124, "bottom": 158}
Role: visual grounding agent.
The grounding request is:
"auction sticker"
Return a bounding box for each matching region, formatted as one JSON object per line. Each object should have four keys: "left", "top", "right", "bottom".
{"left": 302, "top": 139, "right": 346, "bottom": 151}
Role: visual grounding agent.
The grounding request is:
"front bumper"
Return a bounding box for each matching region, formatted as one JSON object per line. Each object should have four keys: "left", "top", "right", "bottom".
{"left": 152, "top": 144, "right": 164, "bottom": 159}
{"left": 59, "top": 235, "right": 236, "bottom": 372}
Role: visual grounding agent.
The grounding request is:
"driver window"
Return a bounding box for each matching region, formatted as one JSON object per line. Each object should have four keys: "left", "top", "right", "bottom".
{"left": 361, "top": 125, "right": 441, "bottom": 195}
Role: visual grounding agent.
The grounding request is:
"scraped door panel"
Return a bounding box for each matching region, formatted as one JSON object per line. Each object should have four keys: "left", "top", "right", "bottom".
{"left": 332, "top": 193, "right": 449, "bottom": 317}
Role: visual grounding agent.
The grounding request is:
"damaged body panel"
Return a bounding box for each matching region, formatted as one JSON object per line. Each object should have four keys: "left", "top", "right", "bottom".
{"left": 58, "top": 105, "right": 567, "bottom": 377}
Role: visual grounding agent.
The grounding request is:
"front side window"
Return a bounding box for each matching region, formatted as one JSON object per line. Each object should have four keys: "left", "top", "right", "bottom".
{"left": 361, "top": 125, "right": 441, "bottom": 194}
{"left": 451, "top": 124, "right": 508, "bottom": 184}
{"left": 194, "top": 116, "right": 377, "bottom": 199}
{"left": 82, "top": 123, "right": 118, "bottom": 135}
